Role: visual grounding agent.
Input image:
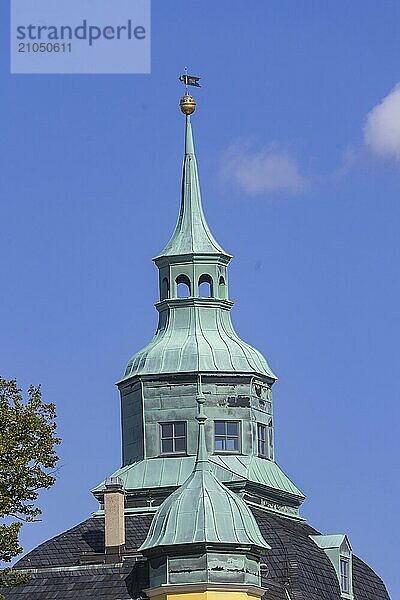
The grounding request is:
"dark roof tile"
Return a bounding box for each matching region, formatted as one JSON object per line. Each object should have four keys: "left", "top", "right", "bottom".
{"left": 1, "top": 510, "right": 390, "bottom": 600}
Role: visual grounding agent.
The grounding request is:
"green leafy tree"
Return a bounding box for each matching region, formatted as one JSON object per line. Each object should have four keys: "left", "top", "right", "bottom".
{"left": 0, "top": 377, "right": 60, "bottom": 596}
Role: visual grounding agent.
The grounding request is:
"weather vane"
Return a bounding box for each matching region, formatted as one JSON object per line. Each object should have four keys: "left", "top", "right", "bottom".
{"left": 179, "top": 67, "right": 201, "bottom": 115}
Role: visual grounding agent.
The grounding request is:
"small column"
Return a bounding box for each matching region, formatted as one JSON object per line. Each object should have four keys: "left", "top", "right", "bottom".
{"left": 104, "top": 477, "right": 125, "bottom": 563}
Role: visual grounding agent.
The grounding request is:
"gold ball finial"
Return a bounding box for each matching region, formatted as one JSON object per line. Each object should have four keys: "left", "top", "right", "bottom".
{"left": 180, "top": 93, "right": 196, "bottom": 115}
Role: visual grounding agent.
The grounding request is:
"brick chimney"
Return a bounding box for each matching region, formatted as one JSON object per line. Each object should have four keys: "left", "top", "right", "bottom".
{"left": 104, "top": 477, "right": 125, "bottom": 563}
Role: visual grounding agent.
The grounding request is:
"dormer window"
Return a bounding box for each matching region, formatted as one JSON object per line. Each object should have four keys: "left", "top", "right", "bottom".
{"left": 309, "top": 534, "right": 353, "bottom": 599}
{"left": 340, "top": 557, "right": 350, "bottom": 593}
{"left": 160, "top": 422, "right": 187, "bottom": 455}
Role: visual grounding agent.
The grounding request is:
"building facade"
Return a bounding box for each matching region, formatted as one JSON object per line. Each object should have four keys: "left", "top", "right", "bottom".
{"left": 1, "top": 91, "right": 391, "bottom": 600}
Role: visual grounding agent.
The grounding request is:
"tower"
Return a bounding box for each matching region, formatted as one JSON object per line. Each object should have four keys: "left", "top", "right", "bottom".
{"left": 92, "top": 86, "right": 305, "bottom": 520}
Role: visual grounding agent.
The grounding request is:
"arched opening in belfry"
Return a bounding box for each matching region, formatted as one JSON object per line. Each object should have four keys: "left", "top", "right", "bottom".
{"left": 161, "top": 277, "right": 170, "bottom": 300}
{"left": 218, "top": 276, "right": 227, "bottom": 299}
{"left": 176, "top": 274, "right": 191, "bottom": 298}
{"left": 198, "top": 274, "right": 213, "bottom": 297}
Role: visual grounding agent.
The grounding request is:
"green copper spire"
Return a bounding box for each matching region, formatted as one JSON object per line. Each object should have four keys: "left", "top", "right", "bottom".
{"left": 156, "top": 115, "right": 230, "bottom": 258}
{"left": 122, "top": 101, "right": 277, "bottom": 381}
{"left": 97, "top": 85, "right": 304, "bottom": 524}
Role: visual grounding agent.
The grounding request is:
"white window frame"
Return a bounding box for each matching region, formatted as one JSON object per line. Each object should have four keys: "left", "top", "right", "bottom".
{"left": 160, "top": 421, "right": 187, "bottom": 455}
{"left": 257, "top": 420, "right": 273, "bottom": 459}
{"left": 340, "top": 556, "right": 350, "bottom": 593}
{"left": 214, "top": 420, "right": 241, "bottom": 453}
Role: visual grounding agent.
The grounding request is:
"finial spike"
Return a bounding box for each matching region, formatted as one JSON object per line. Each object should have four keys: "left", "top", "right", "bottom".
{"left": 195, "top": 374, "right": 208, "bottom": 468}
{"left": 185, "top": 115, "right": 195, "bottom": 155}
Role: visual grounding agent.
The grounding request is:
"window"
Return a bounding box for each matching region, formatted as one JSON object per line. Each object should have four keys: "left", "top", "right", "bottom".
{"left": 198, "top": 274, "right": 213, "bottom": 297}
{"left": 160, "top": 422, "right": 187, "bottom": 454}
{"left": 218, "top": 276, "right": 227, "bottom": 299}
{"left": 268, "top": 420, "right": 273, "bottom": 458}
{"left": 258, "top": 421, "right": 273, "bottom": 459}
{"left": 176, "top": 274, "right": 191, "bottom": 298}
{"left": 340, "top": 557, "right": 350, "bottom": 593}
{"left": 161, "top": 277, "right": 170, "bottom": 300}
{"left": 214, "top": 421, "right": 240, "bottom": 452}
{"left": 258, "top": 423, "right": 268, "bottom": 457}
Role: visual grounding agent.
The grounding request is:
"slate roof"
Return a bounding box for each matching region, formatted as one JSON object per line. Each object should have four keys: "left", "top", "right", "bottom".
{"left": 1, "top": 510, "right": 390, "bottom": 600}
{"left": 14, "top": 514, "right": 153, "bottom": 569}
{"left": 0, "top": 563, "right": 137, "bottom": 600}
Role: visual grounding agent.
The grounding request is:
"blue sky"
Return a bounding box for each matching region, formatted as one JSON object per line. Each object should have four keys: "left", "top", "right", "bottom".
{"left": 1, "top": 0, "right": 399, "bottom": 596}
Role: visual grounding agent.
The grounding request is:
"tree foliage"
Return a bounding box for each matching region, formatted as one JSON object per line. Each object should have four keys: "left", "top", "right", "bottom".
{"left": 0, "top": 377, "right": 60, "bottom": 595}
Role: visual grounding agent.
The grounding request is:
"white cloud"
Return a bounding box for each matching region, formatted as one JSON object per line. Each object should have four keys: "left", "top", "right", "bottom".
{"left": 220, "top": 143, "right": 306, "bottom": 196}
{"left": 364, "top": 84, "right": 400, "bottom": 162}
